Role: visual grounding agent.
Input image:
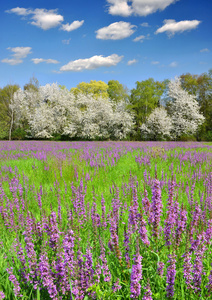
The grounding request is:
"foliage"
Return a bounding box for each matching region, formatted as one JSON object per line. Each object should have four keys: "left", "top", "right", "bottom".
{"left": 0, "top": 84, "right": 20, "bottom": 140}
{"left": 129, "top": 78, "right": 165, "bottom": 139}
{"left": 70, "top": 80, "right": 109, "bottom": 99}
{"left": 107, "top": 80, "right": 129, "bottom": 103}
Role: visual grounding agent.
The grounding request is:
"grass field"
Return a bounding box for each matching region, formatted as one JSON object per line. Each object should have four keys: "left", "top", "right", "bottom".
{"left": 0, "top": 140, "right": 212, "bottom": 299}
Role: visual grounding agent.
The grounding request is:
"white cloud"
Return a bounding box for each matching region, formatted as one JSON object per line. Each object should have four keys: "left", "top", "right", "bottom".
{"left": 6, "top": 7, "right": 32, "bottom": 16}
{"left": 106, "top": 0, "right": 178, "bottom": 17}
{"left": 141, "top": 22, "right": 149, "bottom": 27}
{"left": 133, "top": 35, "right": 145, "bottom": 42}
{"left": 1, "top": 47, "right": 32, "bottom": 65}
{"left": 96, "top": 21, "right": 136, "bottom": 40}
{"left": 62, "top": 38, "right": 71, "bottom": 45}
{"left": 155, "top": 19, "right": 201, "bottom": 36}
{"left": 6, "top": 7, "right": 68, "bottom": 30}
{"left": 31, "top": 58, "right": 59, "bottom": 64}
{"left": 60, "top": 54, "right": 123, "bottom": 72}
{"left": 200, "top": 48, "right": 209, "bottom": 53}
{"left": 60, "top": 20, "right": 84, "bottom": 32}
{"left": 127, "top": 59, "right": 138, "bottom": 65}
{"left": 1, "top": 58, "right": 23, "bottom": 65}
{"left": 151, "top": 61, "right": 160, "bottom": 65}
{"left": 169, "top": 61, "right": 178, "bottom": 67}
{"left": 30, "top": 9, "right": 64, "bottom": 30}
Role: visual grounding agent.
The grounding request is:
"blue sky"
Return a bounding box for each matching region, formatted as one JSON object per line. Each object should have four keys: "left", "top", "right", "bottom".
{"left": 0, "top": 0, "right": 211, "bottom": 90}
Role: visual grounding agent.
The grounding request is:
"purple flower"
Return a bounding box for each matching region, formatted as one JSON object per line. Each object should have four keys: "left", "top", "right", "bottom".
{"left": 157, "top": 262, "right": 165, "bottom": 277}
{"left": 44, "top": 211, "right": 60, "bottom": 250}
{"left": 175, "top": 204, "right": 187, "bottom": 247}
{"left": 130, "top": 246, "right": 142, "bottom": 298}
{"left": 109, "top": 216, "right": 122, "bottom": 262}
{"left": 143, "top": 281, "right": 153, "bottom": 300}
{"left": 6, "top": 267, "right": 23, "bottom": 297}
{"left": 193, "top": 241, "right": 206, "bottom": 293}
{"left": 138, "top": 213, "right": 150, "bottom": 246}
{"left": 149, "top": 179, "right": 162, "bottom": 239}
{"left": 128, "top": 187, "right": 139, "bottom": 232}
{"left": 0, "top": 291, "right": 5, "bottom": 299}
{"left": 124, "top": 228, "right": 131, "bottom": 268}
{"left": 112, "top": 278, "right": 122, "bottom": 292}
{"left": 183, "top": 251, "right": 193, "bottom": 290}
{"left": 166, "top": 254, "right": 176, "bottom": 298}
{"left": 38, "top": 252, "right": 58, "bottom": 299}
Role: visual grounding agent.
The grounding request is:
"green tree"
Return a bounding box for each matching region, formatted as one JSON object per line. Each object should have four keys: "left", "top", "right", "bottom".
{"left": 71, "top": 80, "right": 109, "bottom": 99}
{"left": 129, "top": 78, "right": 165, "bottom": 139}
{"left": 0, "top": 84, "right": 20, "bottom": 140}
{"left": 24, "top": 76, "right": 39, "bottom": 92}
{"left": 107, "top": 80, "right": 129, "bottom": 103}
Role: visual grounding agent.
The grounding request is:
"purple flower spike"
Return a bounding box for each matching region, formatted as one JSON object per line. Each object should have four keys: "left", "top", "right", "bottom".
{"left": 157, "top": 262, "right": 165, "bottom": 277}
{"left": 130, "top": 246, "right": 142, "bottom": 298}
{"left": 166, "top": 254, "right": 176, "bottom": 298}
{"left": 149, "top": 179, "right": 162, "bottom": 239}
{"left": 143, "top": 281, "right": 153, "bottom": 300}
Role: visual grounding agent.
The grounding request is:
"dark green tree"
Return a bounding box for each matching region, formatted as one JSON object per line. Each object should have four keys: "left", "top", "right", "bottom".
{"left": 129, "top": 78, "right": 165, "bottom": 139}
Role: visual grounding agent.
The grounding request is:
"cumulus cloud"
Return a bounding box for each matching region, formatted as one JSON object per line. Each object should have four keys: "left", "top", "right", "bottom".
{"left": 169, "top": 61, "right": 178, "bottom": 67}
{"left": 31, "top": 58, "right": 59, "bottom": 64}
{"left": 60, "top": 20, "right": 84, "bottom": 32}
{"left": 96, "top": 21, "right": 136, "bottom": 40}
{"left": 151, "top": 61, "right": 160, "bottom": 65}
{"left": 30, "top": 9, "right": 63, "bottom": 30}
{"left": 60, "top": 54, "right": 123, "bottom": 72}
{"left": 106, "top": 0, "right": 178, "bottom": 17}
{"left": 155, "top": 19, "right": 201, "bottom": 36}
{"left": 127, "top": 59, "right": 138, "bottom": 65}
{"left": 200, "top": 48, "right": 209, "bottom": 53}
{"left": 1, "top": 47, "right": 32, "bottom": 65}
{"left": 6, "top": 7, "right": 81, "bottom": 31}
{"left": 133, "top": 35, "right": 145, "bottom": 42}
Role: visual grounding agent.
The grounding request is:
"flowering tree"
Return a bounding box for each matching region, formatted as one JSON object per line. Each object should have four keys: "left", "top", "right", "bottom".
{"left": 140, "top": 107, "right": 172, "bottom": 140}
{"left": 168, "top": 77, "right": 205, "bottom": 140}
{"left": 13, "top": 83, "right": 134, "bottom": 140}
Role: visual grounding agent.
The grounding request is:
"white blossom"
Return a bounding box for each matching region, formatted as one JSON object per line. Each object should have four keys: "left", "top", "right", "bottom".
{"left": 140, "top": 107, "right": 172, "bottom": 140}
{"left": 12, "top": 83, "right": 134, "bottom": 140}
{"left": 168, "top": 77, "right": 205, "bottom": 139}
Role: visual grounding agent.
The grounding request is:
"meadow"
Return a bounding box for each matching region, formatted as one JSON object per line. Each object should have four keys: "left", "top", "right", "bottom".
{"left": 0, "top": 140, "right": 212, "bottom": 299}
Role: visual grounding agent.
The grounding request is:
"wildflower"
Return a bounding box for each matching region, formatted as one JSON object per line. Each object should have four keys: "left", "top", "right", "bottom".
{"left": 157, "top": 262, "right": 165, "bottom": 277}
{"left": 138, "top": 212, "right": 150, "bottom": 246}
{"left": 0, "top": 291, "right": 5, "bottom": 299}
{"left": 183, "top": 251, "right": 193, "bottom": 289}
{"left": 6, "top": 267, "right": 23, "bottom": 297}
{"left": 166, "top": 254, "right": 176, "bottom": 298}
{"left": 112, "top": 278, "right": 122, "bottom": 292}
{"left": 143, "top": 281, "right": 153, "bottom": 300}
{"left": 149, "top": 179, "right": 162, "bottom": 238}
{"left": 130, "top": 246, "right": 142, "bottom": 298}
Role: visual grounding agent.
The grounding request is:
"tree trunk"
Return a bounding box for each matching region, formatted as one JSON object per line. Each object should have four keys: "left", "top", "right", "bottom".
{"left": 9, "top": 107, "right": 13, "bottom": 141}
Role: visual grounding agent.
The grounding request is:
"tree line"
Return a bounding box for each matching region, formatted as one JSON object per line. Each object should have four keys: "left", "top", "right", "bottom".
{"left": 0, "top": 70, "right": 211, "bottom": 141}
